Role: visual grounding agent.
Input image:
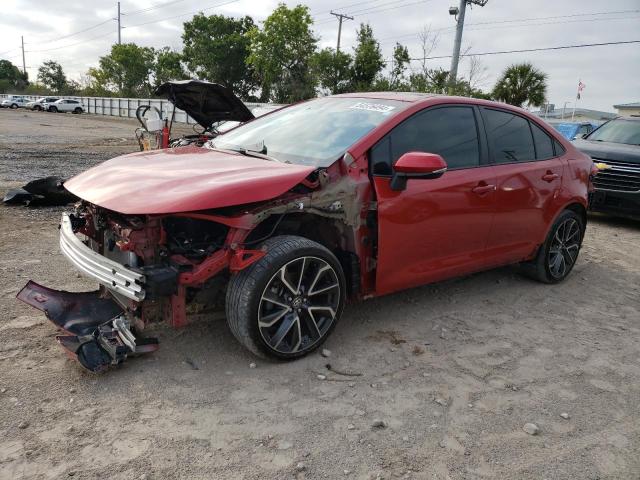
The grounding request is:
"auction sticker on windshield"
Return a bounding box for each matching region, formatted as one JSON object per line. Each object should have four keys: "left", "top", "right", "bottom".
{"left": 349, "top": 102, "right": 397, "bottom": 114}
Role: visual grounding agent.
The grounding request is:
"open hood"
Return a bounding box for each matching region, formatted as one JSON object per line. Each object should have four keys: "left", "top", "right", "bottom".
{"left": 155, "top": 80, "right": 254, "bottom": 130}
{"left": 64, "top": 146, "right": 315, "bottom": 215}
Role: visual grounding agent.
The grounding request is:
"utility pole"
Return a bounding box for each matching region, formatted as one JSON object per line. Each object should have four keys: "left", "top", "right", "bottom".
{"left": 330, "top": 11, "right": 354, "bottom": 54}
{"left": 448, "top": 0, "right": 488, "bottom": 88}
{"left": 117, "top": 2, "right": 121, "bottom": 44}
{"left": 20, "top": 36, "right": 26, "bottom": 75}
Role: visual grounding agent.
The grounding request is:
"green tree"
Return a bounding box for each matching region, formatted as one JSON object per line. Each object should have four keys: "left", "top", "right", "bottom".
{"left": 89, "top": 43, "right": 155, "bottom": 97}
{"left": 389, "top": 43, "right": 410, "bottom": 90}
{"left": 153, "top": 47, "right": 188, "bottom": 88}
{"left": 37, "top": 60, "right": 67, "bottom": 92}
{"left": 0, "top": 59, "right": 28, "bottom": 92}
{"left": 310, "top": 48, "right": 352, "bottom": 94}
{"left": 492, "top": 62, "right": 547, "bottom": 107}
{"left": 351, "top": 23, "right": 384, "bottom": 91}
{"left": 247, "top": 3, "right": 317, "bottom": 103}
{"left": 182, "top": 14, "right": 255, "bottom": 98}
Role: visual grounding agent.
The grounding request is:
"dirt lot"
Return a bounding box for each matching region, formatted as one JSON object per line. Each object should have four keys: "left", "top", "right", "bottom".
{"left": 0, "top": 108, "right": 639, "bottom": 480}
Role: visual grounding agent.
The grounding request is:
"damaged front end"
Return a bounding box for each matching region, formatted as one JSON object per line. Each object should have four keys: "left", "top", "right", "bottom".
{"left": 17, "top": 204, "right": 267, "bottom": 372}
{"left": 17, "top": 151, "right": 372, "bottom": 372}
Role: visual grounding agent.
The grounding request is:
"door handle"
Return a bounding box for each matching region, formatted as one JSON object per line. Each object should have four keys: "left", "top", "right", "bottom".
{"left": 472, "top": 184, "right": 496, "bottom": 194}
{"left": 542, "top": 172, "right": 559, "bottom": 182}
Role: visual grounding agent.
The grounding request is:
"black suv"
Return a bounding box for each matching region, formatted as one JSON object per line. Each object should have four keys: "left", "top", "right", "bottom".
{"left": 573, "top": 116, "right": 640, "bottom": 218}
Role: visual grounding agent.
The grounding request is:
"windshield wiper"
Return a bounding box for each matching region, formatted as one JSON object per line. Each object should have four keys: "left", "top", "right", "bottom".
{"left": 213, "top": 141, "right": 288, "bottom": 163}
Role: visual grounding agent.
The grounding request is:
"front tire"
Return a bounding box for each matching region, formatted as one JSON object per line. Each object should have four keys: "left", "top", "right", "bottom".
{"left": 10, "top": 103, "right": 18, "bottom": 109}
{"left": 524, "top": 210, "right": 584, "bottom": 284}
{"left": 226, "top": 235, "right": 346, "bottom": 360}
{"left": 50, "top": 106, "right": 58, "bottom": 113}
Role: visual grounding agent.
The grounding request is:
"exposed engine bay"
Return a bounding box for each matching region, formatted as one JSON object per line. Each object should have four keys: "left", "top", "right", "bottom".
{"left": 17, "top": 155, "right": 369, "bottom": 372}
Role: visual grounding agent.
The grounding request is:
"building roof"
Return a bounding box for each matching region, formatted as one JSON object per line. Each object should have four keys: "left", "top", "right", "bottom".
{"left": 613, "top": 102, "right": 640, "bottom": 108}
{"left": 531, "top": 107, "right": 616, "bottom": 121}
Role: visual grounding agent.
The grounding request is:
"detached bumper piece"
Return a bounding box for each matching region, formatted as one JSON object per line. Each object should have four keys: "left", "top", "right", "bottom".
{"left": 17, "top": 281, "right": 158, "bottom": 373}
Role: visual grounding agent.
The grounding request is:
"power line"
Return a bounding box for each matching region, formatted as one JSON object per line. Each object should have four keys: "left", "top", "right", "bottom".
{"left": 402, "top": 39, "right": 640, "bottom": 62}
{"left": 123, "top": 0, "right": 240, "bottom": 29}
{"left": 25, "top": 31, "right": 115, "bottom": 53}
{"left": 0, "top": 48, "right": 21, "bottom": 56}
{"left": 316, "top": 0, "right": 430, "bottom": 25}
{"left": 32, "top": 18, "right": 114, "bottom": 45}
{"left": 123, "top": 0, "right": 189, "bottom": 16}
{"left": 378, "top": 8, "right": 640, "bottom": 42}
{"left": 312, "top": 0, "right": 386, "bottom": 16}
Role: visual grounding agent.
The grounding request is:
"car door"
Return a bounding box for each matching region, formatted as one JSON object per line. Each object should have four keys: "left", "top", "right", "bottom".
{"left": 371, "top": 105, "right": 497, "bottom": 295}
{"left": 481, "top": 107, "right": 565, "bottom": 265}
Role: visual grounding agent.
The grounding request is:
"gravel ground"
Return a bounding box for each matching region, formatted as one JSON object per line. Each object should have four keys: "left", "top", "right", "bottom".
{"left": 0, "top": 108, "right": 639, "bottom": 480}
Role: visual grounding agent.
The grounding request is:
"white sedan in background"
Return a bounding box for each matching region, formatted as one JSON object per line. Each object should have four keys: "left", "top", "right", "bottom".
{"left": 26, "top": 97, "right": 59, "bottom": 111}
{"left": 1, "top": 95, "right": 28, "bottom": 108}
{"left": 47, "top": 99, "right": 84, "bottom": 113}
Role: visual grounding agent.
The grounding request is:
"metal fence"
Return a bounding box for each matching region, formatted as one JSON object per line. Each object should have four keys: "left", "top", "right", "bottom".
{"left": 0, "top": 94, "right": 272, "bottom": 124}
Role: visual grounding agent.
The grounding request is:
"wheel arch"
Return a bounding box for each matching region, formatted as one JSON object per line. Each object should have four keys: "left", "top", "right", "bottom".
{"left": 536, "top": 200, "right": 587, "bottom": 255}
{"left": 564, "top": 202, "right": 587, "bottom": 232}
{"left": 244, "top": 212, "right": 360, "bottom": 297}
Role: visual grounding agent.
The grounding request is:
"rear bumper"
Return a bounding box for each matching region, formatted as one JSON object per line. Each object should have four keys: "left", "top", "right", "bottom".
{"left": 59, "top": 213, "right": 146, "bottom": 301}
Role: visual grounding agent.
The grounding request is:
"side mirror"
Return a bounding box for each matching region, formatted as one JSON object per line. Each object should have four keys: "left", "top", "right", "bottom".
{"left": 390, "top": 152, "right": 447, "bottom": 191}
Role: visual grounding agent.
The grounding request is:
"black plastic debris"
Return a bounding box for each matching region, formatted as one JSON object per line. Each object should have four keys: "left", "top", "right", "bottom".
{"left": 3, "top": 176, "right": 78, "bottom": 207}
{"left": 3, "top": 188, "right": 34, "bottom": 205}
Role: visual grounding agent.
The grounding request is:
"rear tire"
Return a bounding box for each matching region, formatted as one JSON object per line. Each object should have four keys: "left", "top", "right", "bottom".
{"left": 10, "top": 104, "right": 18, "bottom": 109}
{"left": 522, "top": 210, "right": 584, "bottom": 284}
{"left": 73, "top": 107, "right": 82, "bottom": 114}
{"left": 226, "top": 235, "right": 345, "bottom": 360}
{"left": 34, "top": 105, "right": 42, "bottom": 111}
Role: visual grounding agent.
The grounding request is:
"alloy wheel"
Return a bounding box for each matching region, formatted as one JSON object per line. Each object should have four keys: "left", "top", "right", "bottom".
{"left": 258, "top": 256, "right": 340, "bottom": 355}
{"left": 548, "top": 218, "right": 581, "bottom": 279}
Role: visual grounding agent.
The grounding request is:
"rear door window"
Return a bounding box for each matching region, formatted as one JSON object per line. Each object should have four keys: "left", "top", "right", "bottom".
{"left": 371, "top": 106, "right": 480, "bottom": 175}
{"left": 483, "top": 108, "right": 535, "bottom": 163}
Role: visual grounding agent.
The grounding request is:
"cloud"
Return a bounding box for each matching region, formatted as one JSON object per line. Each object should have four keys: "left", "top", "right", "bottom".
{"left": 1, "top": 0, "right": 638, "bottom": 111}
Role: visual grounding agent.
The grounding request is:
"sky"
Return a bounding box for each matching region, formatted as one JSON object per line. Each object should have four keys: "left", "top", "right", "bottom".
{"left": 0, "top": 0, "right": 638, "bottom": 112}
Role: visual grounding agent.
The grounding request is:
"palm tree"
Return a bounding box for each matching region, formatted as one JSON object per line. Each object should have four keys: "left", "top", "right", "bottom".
{"left": 492, "top": 63, "right": 547, "bottom": 108}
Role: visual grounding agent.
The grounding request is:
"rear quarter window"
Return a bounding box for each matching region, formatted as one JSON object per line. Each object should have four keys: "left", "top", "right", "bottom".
{"left": 530, "top": 122, "right": 555, "bottom": 160}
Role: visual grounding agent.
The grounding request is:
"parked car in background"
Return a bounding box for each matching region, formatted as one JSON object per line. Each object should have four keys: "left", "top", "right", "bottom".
{"left": 47, "top": 98, "right": 84, "bottom": 113}
{"left": 549, "top": 121, "right": 598, "bottom": 140}
{"left": 19, "top": 93, "right": 593, "bottom": 372}
{"left": 573, "top": 116, "right": 640, "bottom": 219}
{"left": 26, "top": 97, "right": 60, "bottom": 111}
{"left": 1, "top": 95, "right": 28, "bottom": 109}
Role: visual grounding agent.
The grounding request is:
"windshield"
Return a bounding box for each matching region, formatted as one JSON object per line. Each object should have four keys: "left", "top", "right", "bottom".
{"left": 208, "top": 97, "right": 406, "bottom": 166}
{"left": 587, "top": 118, "right": 640, "bottom": 145}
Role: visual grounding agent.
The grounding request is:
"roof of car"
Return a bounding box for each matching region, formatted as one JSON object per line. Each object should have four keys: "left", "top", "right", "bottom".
{"left": 333, "top": 91, "right": 443, "bottom": 102}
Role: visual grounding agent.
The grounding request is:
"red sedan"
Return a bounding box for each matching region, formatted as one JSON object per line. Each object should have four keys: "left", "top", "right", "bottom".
{"left": 19, "top": 92, "right": 593, "bottom": 371}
